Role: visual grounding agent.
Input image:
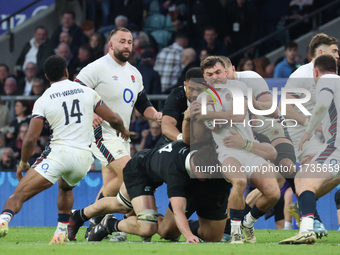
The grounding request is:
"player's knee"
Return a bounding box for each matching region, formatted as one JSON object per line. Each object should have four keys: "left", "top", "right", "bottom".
{"left": 137, "top": 209, "right": 158, "bottom": 237}
{"left": 232, "top": 178, "right": 247, "bottom": 191}
{"left": 279, "top": 158, "right": 295, "bottom": 172}
{"left": 263, "top": 185, "right": 280, "bottom": 205}
{"left": 200, "top": 232, "right": 223, "bottom": 242}
{"left": 158, "top": 227, "right": 179, "bottom": 240}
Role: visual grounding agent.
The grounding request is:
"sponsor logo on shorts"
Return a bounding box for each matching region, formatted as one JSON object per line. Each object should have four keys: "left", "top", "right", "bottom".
{"left": 117, "top": 149, "right": 123, "bottom": 155}
{"left": 274, "top": 130, "right": 279, "bottom": 135}
{"left": 42, "top": 163, "right": 49, "bottom": 171}
{"left": 144, "top": 186, "right": 151, "bottom": 192}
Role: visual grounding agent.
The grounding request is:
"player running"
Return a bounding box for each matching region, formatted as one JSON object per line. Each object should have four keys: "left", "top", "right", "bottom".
{"left": 280, "top": 54, "right": 340, "bottom": 244}
{"left": 0, "top": 56, "right": 129, "bottom": 243}
{"left": 280, "top": 33, "right": 339, "bottom": 238}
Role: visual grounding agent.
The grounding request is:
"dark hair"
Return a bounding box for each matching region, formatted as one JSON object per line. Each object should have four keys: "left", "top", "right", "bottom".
{"left": 192, "top": 146, "right": 219, "bottom": 169}
{"left": 185, "top": 67, "right": 203, "bottom": 81}
{"left": 314, "top": 54, "right": 337, "bottom": 73}
{"left": 16, "top": 100, "right": 31, "bottom": 116}
{"left": 200, "top": 56, "right": 225, "bottom": 72}
{"left": 175, "top": 32, "right": 188, "bottom": 41}
{"left": 309, "top": 33, "right": 339, "bottom": 58}
{"left": 0, "top": 63, "right": 9, "bottom": 73}
{"left": 43, "top": 55, "right": 67, "bottom": 82}
{"left": 108, "top": 27, "right": 131, "bottom": 40}
{"left": 236, "top": 57, "right": 254, "bottom": 71}
{"left": 204, "top": 26, "right": 216, "bottom": 33}
{"left": 64, "top": 11, "right": 76, "bottom": 20}
{"left": 284, "top": 41, "right": 298, "bottom": 50}
{"left": 35, "top": 25, "right": 47, "bottom": 33}
{"left": 80, "top": 44, "right": 92, "bottom": 55}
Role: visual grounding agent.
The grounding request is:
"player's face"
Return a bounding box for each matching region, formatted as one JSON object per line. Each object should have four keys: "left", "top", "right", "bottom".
{"left": 185, "top": 80, "right": 204, "bottom": 102}
{"left": 111, "top": 31, "right": 133, "bottom": 63}
{"left": 325, "top": 44, "right": 339, "bottom": 61}
{"left": 203, "top": 63, "right": 227, "bottom": 87}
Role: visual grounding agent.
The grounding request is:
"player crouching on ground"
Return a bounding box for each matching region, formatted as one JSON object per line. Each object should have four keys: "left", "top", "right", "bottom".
{"left": 68, "top": 105, "right": 231, "bottom": 243}
{"left": 280, "top": 55, "right": 340, "bottom": 244}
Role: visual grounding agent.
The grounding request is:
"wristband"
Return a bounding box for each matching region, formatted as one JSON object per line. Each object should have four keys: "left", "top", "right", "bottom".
{"left": 177, "top": 133, "right": 183, "bottom": 141}
{"left": 19, "top": 160, "right": 30, "bottom": 169}
{"left": 243, "top": 139, "right": 253, "bottom": 151}
{"left": 304, "top": 117, "right": 310, "bottom": 127}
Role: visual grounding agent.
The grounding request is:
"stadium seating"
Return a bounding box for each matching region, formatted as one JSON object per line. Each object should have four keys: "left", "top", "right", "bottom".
{"left": 147, "top": 0, "right": 161, "bottom": 16}
{"left": 163, "top": 15, "right": 174, "bottom": 32}
{"left": 143, "top": 14, "right": 166, "bottom": 32}
{"left": 150, "top": 30, "right": 172, "bottom": 49}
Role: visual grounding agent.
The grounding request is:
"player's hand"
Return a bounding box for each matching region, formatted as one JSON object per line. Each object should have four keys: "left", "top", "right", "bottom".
{"left": 223, "top": 130, "right": 245, "bottom": 149}
{"left": 298, "top": 132, "right": 313, "bottom": 151}
{"left": 16, "top": 161, "right": 30, "bottom": 181}
{"left": 185, "top": 235, "right": 200, "bottom": 243}
{"left": 116, "top": 128, "right": 130, "bottom": 141}
{"left": 154, "top": 112, "right": 162, "bottom": 125}
{"left": 93, "top": 113, "right": 103, "bottom": 129}
{"left": 300, "top": 153, "right": 317, "bottom": 165}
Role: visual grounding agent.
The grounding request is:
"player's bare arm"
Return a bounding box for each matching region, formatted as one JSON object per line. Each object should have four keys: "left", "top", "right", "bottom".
{"left": 143, "top": 107, "right": 162, "bottom": 124}
{"left": 161, "top": 116, "right": 180, "bottom": 141}
{"left": 169, "top": 196, "right": 200, "bottom": 243}
{"left": 223, "top": 130, "right": 277, "bottom": 161}
{"left": 17, "top": 118, "right": 44, "bottom": 181}
{"left": 256, "top": 94, "right": 278, "bottom": 118}
{"left": 95, "top": 103, "right": 130, "bottom": 141}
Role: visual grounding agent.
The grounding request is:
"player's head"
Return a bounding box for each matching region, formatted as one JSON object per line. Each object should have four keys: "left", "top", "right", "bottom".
{"left": 309, "top": 33, "right": 339, "bottom": 61}
{"left": 184, "top": 67, "right": 204, "bottom": 102}
{"left": 189, "top": 146, "right": 219, "bottom": 179}
{"left": 43, "top": 55, "right": 68, "bottom": 82}
{"left": 108, "top": 27, "right": 133, "bottom": 64}
{"left": 313, "top": 54, "right": 337, "bottom": 83}
{"left": 200, "top": 56, "right": 227, "bottom": 87}
{"left": 218, "top": 56, "right": 236, "bottom": 79}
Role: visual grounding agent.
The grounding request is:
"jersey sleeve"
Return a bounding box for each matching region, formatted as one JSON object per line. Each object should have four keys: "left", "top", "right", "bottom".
{"left": 31, "top": 97, "right": 46, "bottom": 120}
{"left": 162, "top": 92, "right": 182, "bottom": 120}
{"left": 92, "top": 89, "right": 104, "bottom": 111}
{"left": 75, "top": 63, "right": 100, "bottom": 89}
{"left": 166, "top": 171, "right": 190, "bottom": 198}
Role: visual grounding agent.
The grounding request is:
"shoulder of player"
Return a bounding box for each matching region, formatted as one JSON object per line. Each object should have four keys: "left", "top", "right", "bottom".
{"left": 289, "top": 62, "right": 312, "bottom": 78}
{"left": 227, "top": 79, "right": 248, "bottom": 89}
{"left": 237, "top": 70, "right": 262, "bottom": 79}
{"left": 171, "top": 86, "right": 186, "bottom": 100}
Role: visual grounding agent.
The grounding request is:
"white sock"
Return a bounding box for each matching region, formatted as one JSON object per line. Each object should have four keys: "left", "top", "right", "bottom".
{"left": 54, "top": 222, "right": 68, "bottom": 236}
{"left": 0, "top": 213, "right": 13, "bottom": 223}
{"left": 284, "top": 221, "right": 292, "bottom": 230}
{"left": 242, "top": 212, "right": 256, "bottom": 228}
{"left": 299, "top": 217, "right": 314, "bottom": 233}
{"left": 231, "top": 220, "right": 241, "bottom": 235}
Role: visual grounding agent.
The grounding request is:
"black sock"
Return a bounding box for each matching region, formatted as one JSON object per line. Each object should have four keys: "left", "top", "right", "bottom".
{"left": 58, "top": 213, "right": 70, "bottom": 223}
{"left": 314, "top": 208, "right": 322, "bottom": 222}
{"left": 188, "top": 220, "right": 199, "bottom": 236}
{"left": 298, "top": 190, "right": 316, "bottom": 219}
{"left": 1, "top": 209, "right": 14, "bottom": 221}
{"left": 73, "top": 209, "right": 89, "bottom": 224}
{"left": 98, "top": 192, "right": 105, "bottom": 200}
{"left": 230, "top": 209, "right": 244, "bottom": 221}
{"left": 108, "top": 217, "right": 120, "bottom": 233}
{"left": 244, "top": 203, "right": 252, "bottom": 216}
{"left": 224, "top": 218, "right": 231, "bottom": 234}
{"left": 285, "top": 176, "right": 296, "bottom": 194}
{"left": 250, "top": 205, "right": 265, "bottom": 220}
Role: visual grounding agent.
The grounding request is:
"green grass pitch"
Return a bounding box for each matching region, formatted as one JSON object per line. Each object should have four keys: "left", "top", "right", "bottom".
{"left": 1, "top": 227, "right": 340, "bottom": 255}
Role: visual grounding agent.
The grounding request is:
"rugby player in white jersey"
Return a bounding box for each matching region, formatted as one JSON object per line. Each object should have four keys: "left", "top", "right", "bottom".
{"left": 219, "top": 56, "right": 297, "bottom": 230}
{"left": 72, "top": 27, "right": 162, "bottom": 239}
{"left": 280, "top": 54, "right": 340, "bottom": 244}
{"left": 0, "top": 55, "right": 129, "bottom": 243}
{"left": 196, "top": 56, "right": 281, "bottom": 244}
{"left": 279, "top": 33, "right": 339, "bottom": 237}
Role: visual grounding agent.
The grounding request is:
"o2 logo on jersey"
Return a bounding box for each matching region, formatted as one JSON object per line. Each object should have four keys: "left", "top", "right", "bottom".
{"left": 123, "top": 88, "right": 134, "bottom": 107}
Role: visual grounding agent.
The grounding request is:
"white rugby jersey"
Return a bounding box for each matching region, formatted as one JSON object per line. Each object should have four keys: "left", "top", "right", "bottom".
{"left": 198, "top": 80, "right": 255, "bottom": 149}
{"left": 236, "top": 71, "right": 274, "bottom": 133}
{"left": 284, "top": 61, "right": 316, "bottom": 143}
{"left": 76, "top": 53, "right": 144, "bottom": 140}
{"left": 32, "top": 79, "right": 103, "bottom": 151}
{"left": 315, "top": 74, "right": 340, "bottom": 148}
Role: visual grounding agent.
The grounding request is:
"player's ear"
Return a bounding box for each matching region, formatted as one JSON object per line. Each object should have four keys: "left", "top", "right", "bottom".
{"left": 44, "top": 73, "right": 49, "bottom": 81}
{"left": 232, "top": 66, "right": 235, "bottom": 73}
{"left": 64, "top": 68, "right": 69, "bottom": 79}
{"left": 108, "top": 41, "right": 114, "bottom": 51}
